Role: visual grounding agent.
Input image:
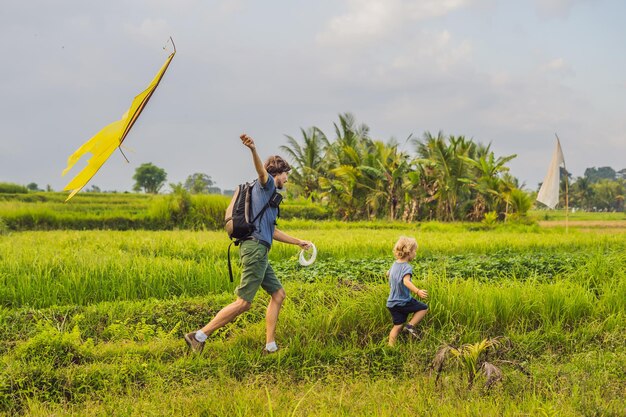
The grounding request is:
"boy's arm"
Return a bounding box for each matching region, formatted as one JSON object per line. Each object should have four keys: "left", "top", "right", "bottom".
{"left": 240, "top": 134, "right": 269, "bottom": 186}
{"left": 403, "top": 274, "right": 428, "bottom": 299}
{"left": 273, "top": 228, "right": 312, "bottom": 250}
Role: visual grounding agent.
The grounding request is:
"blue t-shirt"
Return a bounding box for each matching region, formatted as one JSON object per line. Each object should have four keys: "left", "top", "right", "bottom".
{"left": 250, "top": 175, "right": 279, "bottom": 246}
{"left": 386, "top": 261, "right": 413, "bottom": 308}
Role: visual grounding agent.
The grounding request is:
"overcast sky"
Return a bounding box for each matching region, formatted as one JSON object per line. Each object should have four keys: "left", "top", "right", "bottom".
{"left": 1, "top": 0, "right": 625, "bottom": 195}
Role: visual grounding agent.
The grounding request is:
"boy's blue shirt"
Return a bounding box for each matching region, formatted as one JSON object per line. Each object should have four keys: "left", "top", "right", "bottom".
{"left": 386, "top": 261, "right": 413, "bottom": 308}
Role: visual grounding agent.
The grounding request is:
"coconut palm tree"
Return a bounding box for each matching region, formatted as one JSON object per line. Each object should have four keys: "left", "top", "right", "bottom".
{"left": 323, "top": 113, "right": 371, "bottom": 167}
{"left": 592, "top": 179, "right": 623, "bottom": 211}
{"left": 508, "top": 188, "right": 533, "bottom": 219}
{"left": 571, "top": 176, "right": 593, "bottom": 211}
{"left": 280, "top": 127, "right": 329, "bottom": 201}
{"left": 414, "top": 133, "right": 476, "bottom": 221}
{"left": 461, "top": 150, "right": 517, "bottom": 220}
{"left": 281, "top": 117, "right": 524, "bottom": 222}
{"left": 356, "top": 140, "right": 412, "bottom": 220}
{"left": 319, "top": 113, "right": 375, "bottom": 219}
{"left": 379, "top": 142, "right": 412, "bottom": 220}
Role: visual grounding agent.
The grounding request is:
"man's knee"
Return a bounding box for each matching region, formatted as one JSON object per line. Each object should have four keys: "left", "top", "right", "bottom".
{"left": 272, "top": 288, "right": 286, "bottom": 304}
{"left": 235, "top": 298, "right": 252, "bottom": 313}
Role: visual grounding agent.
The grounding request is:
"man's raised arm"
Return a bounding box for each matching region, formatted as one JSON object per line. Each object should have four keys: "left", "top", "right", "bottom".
{"left": 240, "top": 134, "right": 268, "bottom": 185}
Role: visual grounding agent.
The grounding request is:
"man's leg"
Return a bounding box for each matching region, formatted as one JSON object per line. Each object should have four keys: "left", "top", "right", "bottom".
{"left": 265, "top": 288, "right": 286, "bottom": 346}
{"left": 185, "top": 297, "right": 252, "bottom": 352}
{"left": 200, "top": 297, "right": 251, "bottom": 336}
{"left": 201, "top": 240, "right": 263, "bottom": 335}
{"left": 185, "top": 240, "right": 266, "bottom": 353}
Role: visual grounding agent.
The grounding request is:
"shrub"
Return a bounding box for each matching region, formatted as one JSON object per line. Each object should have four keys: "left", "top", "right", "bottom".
{"left": 509, "top": 188, "right": 533, "bottom": 217}
{"left": 13, "top": 325, "right": 90, "bottom": 367}
{"left": 281, "top": 203, "right": 332, "bottom": 220}
{"left": 482, "top": 211, "right": 498, "bottom": 227}
{"left": 147, "top": 191, "right": 229, "bottom": 230}
{"left": 0, "top": 183, "right": 28, "bottom": 194}
{"left": 189, "top": 194, "right": 229, "bottom": 229}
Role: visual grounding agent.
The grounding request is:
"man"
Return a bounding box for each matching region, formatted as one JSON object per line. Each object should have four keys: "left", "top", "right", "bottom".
{"left": 184, "top": 133, "right": 312, "bottom": 354}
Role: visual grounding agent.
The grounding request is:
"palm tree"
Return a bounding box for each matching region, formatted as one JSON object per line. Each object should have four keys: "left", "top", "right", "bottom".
{"left": 498, "top": 173, "right": 520, "bottom": 219}
{"left": 461, "top": 150, "right": 517, "bottom": 220}
{"left": 592, "top": 179, "right": 623, "bottom": 211}
{"left": 413, "top": 133, "right": 476, "bottom": 221}
{"left": 571, "top": 176, "right": 593, "bottom": 211}
{"left": 402, "top": 163, "right": 435, "bottom": 221}
{"left": 280, "top": 127, "right": 329, "bottom": 201}
{"left": 324, "top": 113, "right": 371, "bottom": 166}
{"left": 280, "top": 117, "right": 524, "bottom": 222}
{"left": 357, "top": 140, "right": 411, "bottom": 220}
{"left": 320, "top": 164, "right": 366, "bottom": 219}
{"left": 508, "top": 188, "right": 533, "bottom": 219}
{"left": 319, "top": 113, "right": 374, "bottom": 219}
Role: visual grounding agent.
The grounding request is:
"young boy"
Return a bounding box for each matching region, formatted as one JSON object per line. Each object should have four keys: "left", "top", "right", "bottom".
{"left": 386, "top": 236, "right": 428, "bottom": 346}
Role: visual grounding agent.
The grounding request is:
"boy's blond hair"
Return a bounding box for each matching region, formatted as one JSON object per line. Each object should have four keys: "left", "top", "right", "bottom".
{"left": 393, "top": 236, "right": 418, "bottom": 260}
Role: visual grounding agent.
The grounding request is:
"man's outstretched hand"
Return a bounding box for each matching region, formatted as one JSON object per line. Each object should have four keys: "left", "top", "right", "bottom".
{"left": 298, "top": 240, "right": 313, "bottom": 250}
{"left": 240, "top": 134, "right": 256, "bottom": 151}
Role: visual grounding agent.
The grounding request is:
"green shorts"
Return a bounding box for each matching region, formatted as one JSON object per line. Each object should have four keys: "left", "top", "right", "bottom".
{"left": 235, "top": 239, "right": 283, "bottom": 303}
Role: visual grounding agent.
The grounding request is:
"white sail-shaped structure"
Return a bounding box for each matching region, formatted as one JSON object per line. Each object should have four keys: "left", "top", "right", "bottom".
{"left": 536, "top": 138, "right": 565, "bottom": 209}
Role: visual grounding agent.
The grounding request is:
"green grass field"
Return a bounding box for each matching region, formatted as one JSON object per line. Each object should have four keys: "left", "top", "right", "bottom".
{"left": 529, "top": 208, "right": 626, "bottom": 222}
{"left": 1, "top": 220, "right": 625, "bottom": 416}
{"left": 0, "top": 192, "right": 332, "bottom": 231}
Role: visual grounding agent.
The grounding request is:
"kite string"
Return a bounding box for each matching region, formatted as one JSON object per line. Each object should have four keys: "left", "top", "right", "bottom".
{"left": 163, "top": 36, "right": 176, "bottom": 53}
{"left": 118, "top": 147, "right": 130, "bottom": 163}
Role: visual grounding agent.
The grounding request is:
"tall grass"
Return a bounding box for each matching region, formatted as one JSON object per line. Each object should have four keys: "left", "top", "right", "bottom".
{"left": 15, "top": 373, "right": 626, "bottom": 417}
{"left": 1, "top": 280, "right": 624, "bottom": 415}
{"left": 2, "top": 228, "right": 626, "bottom": 308}
{"left": 1, "top": 226, "right": 625, "bottom": 415}
{"left": 0, "top": 192, "right": 330, "bottom": 231}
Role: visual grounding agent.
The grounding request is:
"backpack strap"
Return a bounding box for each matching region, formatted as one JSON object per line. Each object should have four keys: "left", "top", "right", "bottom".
{"left": 227, "top": 240, "right": 242, "bottom": 283}
{"left": 251, "top": 202, "right": 271, "bottom": 224}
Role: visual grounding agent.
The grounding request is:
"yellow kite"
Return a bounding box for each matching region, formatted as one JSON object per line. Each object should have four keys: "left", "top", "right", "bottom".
{"left": 61, "top": 41, "right": 176, "bottom": 202}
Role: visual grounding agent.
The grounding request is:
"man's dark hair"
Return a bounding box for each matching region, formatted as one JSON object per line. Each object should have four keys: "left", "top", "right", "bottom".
{"left": 264, "top": 156, "right": 291, "bottom": 176}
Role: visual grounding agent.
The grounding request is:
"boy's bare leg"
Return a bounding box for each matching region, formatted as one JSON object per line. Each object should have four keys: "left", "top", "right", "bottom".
{"left": 408, "top": 309, "right": 428, "bottom": 327}
{"left": 388, "top": 324, "right": 404, "bottom": 346}
{"left": 200, "top": 297, "right": 251, "bottom": 336}
{"left": 266, "top": 288, "right": 286, "bottom": 344}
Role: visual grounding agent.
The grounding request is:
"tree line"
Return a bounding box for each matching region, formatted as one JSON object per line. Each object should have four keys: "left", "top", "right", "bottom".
{"left": 561, "top": 170, "right": 625, "bottom": 212}
{"left": 7, "top": 112, "right": 623, "bottom": 219}
{"left": 132, "top": 164, "right": 225, "bottom": 195}
{"left": 281, "top": 113, "right": 533, "bottom": 222}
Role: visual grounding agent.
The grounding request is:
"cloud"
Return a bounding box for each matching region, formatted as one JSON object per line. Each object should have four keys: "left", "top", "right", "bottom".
{"left": 390, "top": 31, "right": 473, "bottom": 72}
{"left": 215, "top": 0, "right": 245, "bottom": 16}
{"left": 314, "top": 25, "right": 474, "bottom": 88}
{"left": 533, "top": 0, "right": 597, "bottom": 19}
{"left": 316, "top": 0, "right": 470, "bottom": 45}
{"left": 1, "top": 0, "right": 624, "bottom": 193}
{"left": 540, "top": 57, "right": 575, "bottom": 77}
{"left": 125, "top": 18, "right": 174, "bottom": 46}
